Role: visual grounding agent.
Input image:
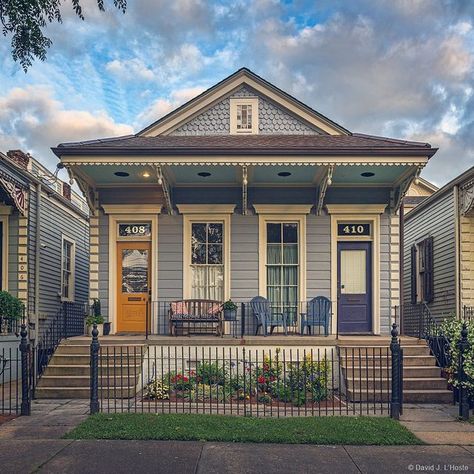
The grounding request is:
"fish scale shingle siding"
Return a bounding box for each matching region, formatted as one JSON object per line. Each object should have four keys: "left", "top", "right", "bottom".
{"left": 403, "top": 190, "right": 457, "bottom": 321}
{"left": 170, "top": 85, "right": 321, "bottom": 136}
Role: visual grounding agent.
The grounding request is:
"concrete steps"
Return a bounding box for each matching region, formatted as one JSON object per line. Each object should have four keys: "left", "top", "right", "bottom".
{"left": 339, "top": 344, "right": 452, "bottom": 404}
{"left": 35, "top": 343, "right": 145, "bottom": 399}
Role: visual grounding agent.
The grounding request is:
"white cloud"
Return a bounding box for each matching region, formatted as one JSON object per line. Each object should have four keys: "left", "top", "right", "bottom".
{"left": 0, "top": 86, "right": 133, "bottom": 170}
{"left": 106, "top": 58, "right": 155, "bottom": 81}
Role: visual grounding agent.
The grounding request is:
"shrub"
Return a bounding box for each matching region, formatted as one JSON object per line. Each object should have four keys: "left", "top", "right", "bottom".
{"left": 163, "top": 371, "right": 196, "bottom": 391}
{"left": 189, "top": 384, "right": 232, "bottom": 402}
{"left": 144, "top": 379, "right": 169, "bottom": 400}
{"left": 85, "top": 315, "right": 104, "bottom": 326}
{"left": 0, "top": 291, "right": 24, "bottom": 320}
{"left": 196, "top": 361, "right": 227, "bottom": 385}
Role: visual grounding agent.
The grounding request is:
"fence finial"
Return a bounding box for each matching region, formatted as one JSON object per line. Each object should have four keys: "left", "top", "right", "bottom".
{"left": 391, "top": 322, "right": 399, "bottom": 342}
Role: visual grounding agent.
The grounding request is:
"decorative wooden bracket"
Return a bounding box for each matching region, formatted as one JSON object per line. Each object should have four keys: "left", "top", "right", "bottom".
{"left": 68, "top": 167, "right": 98, "bottom": 215}
{"left": 316, "top": 165, "right": 334, "bottom": 215}
{"left": 0, "top": 177, "right": 27, "bottom": 216}
{"left": 460, "top": 179, "right": 474, "bottom": 216}
{"left": 155, "top": 165, "right": 173, "bottom": 215}
{"left": 393, "top": 166, "right": 422, "bottom": 214}
{"left": 242, "top": 165, "right": 248, "bottom": 215}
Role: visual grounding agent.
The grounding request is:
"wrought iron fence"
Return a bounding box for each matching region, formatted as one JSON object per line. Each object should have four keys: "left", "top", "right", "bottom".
{"left": 464, "top": 305, "right": 474, "bottom": 322}
{"left": 88, "top": 324, "right": 405, "bottom": 418}
{"left": 150, "top": 301, "right": 334, "bottom": 338}
{"left": 0, "top": 315, "right": 20, "bottom": 336}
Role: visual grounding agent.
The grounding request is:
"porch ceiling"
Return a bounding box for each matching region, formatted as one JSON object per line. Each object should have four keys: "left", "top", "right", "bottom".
{"left": 74, "top": 162, "right": 415, "bottom": 188}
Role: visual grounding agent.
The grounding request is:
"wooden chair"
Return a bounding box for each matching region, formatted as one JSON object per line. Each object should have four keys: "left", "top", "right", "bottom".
{"left": 300, "top": 296, "right": 332, "bottom": 335}
{"left": 250, "top": 296, "right": 288, "bottom": 336}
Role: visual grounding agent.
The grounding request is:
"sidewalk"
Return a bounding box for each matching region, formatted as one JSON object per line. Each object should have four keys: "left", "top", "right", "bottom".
{"left": 0, "top": 401, "right": 472, "bottom": 473}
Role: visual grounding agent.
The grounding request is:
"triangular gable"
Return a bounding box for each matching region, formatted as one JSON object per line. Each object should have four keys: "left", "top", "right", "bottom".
{"left": 138, "top": 68, "right": 350, "bottom": 137}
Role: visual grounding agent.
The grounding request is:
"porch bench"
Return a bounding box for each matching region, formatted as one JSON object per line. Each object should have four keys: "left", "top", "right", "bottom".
{"left": 168, "top": 299, "right": 223, "bottom": 336}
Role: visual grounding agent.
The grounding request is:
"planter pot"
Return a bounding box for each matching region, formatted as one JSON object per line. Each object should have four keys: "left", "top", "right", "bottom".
{"left": 87, "top": 324, "right": 103, "bottom": 337}
{"left": 103, "top": 322, "right": 111, "bottom": 336}
{"left": 224, "top": 310, "right": 237, "bottom": 321}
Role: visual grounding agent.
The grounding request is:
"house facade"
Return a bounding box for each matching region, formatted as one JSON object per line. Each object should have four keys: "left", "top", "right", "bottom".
{"left": 402, "top": 166, "right": 474, "bottom": 330}
{"left": 53, "top": 68, "right": 437, "bottom": 337}
{"left": 0, "top": 150, "right": 89, "bottom": 341}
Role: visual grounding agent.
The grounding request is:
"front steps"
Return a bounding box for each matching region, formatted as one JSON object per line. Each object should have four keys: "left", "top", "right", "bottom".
{"left": 35, "top": 341, "right": 145, "bottom": 399}
{"left": 339, "top": 343, "right": 453, "bottom": 404}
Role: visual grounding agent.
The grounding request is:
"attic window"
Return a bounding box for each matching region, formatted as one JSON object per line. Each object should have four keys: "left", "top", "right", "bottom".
{"left": 230, "top": 98, "right": 258, "bottom": 134}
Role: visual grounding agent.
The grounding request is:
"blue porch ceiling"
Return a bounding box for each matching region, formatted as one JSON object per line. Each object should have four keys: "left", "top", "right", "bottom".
{"left": 332, "top": 165, "right": 411, "bottom": 184}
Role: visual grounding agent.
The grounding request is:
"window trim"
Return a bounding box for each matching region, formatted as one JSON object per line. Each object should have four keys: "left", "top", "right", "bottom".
{"left": 413, "top": 236, "right": 434, "bottom": 304}
{"left": 230, "top": 97, "right": 259, "bottom": 135}
{"left": 61, "top": 235, "right": 76, "bottom": 302}
{"left": 258, "top": 214, "right": 306, "bottom": 303}
{"left": 183, "top": 214, "right": 231, "bottom": 300}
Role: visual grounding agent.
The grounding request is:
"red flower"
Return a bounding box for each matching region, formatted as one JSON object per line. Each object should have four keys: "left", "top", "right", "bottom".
{"left": 183, "top": 376, "right": 189, "bottom": 382}
{"left": 258, "top": 376, "right": 266, "bottom": 384}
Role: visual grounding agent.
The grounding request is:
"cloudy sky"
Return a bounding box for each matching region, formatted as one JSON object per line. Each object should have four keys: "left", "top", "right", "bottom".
{"left": 1, "top": 0, "right": 473, "bottom": 186}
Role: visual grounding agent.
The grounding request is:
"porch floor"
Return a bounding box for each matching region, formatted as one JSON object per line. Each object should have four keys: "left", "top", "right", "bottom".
{"left": 64, "top": 335, "right": 423, "bottom": 347}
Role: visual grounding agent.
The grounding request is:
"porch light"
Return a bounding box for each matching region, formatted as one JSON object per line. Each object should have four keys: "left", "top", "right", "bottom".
{"left": 197, "top": 172, "right": 211, "bottom": 177}
{"left": 278, "top": 172, "right": 292, "bottom": 177}
{"left": 114, "top": 171, "right": 129, "bottom": 177}
{"left": 361, "top": 172, "right": 375, "bottom": 177}
{"left": 142, "top": 171, "right": 150, "bottom": 178}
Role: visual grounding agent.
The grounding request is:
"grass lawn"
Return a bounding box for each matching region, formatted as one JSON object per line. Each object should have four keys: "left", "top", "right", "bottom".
{"left": 65, "top": 413, "right": 422, "bottom": 445}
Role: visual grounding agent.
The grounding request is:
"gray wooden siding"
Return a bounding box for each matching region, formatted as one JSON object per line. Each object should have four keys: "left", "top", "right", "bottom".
{"left": 403, "top": 189, "right": 456, "bottom": 321}
{"left": 170, "top": 85, "right": 321, "bottom": 136}
{"left": 157, "top": 215, "right": 183, "bottom": 301}
{"left": 231, "top": 215, "right": 259, "bottom": 300}
{"left": 7, "top": 212, "right": 19, "bottom": 296}
{"left": 98, "top": 211, "right": 109, "bottom": 319}
{"left": 307, "top": 215, "right": 331, "bottom": 299}
{"left": 28, "top": 189, "right": 89, "bottom": 319}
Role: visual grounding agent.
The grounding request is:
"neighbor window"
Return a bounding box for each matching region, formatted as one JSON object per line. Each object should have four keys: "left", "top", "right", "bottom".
{"left": 266, "top": 222, "right": 299, "bottom": 321}
{"left": 230, "top": 98, "right": 258, "bottom": 134}
{"left": 410, "top": 237, "right": 433, "bottom": 304}
{"left": 61, "top": 237, "right": 75, "bottom": 301}
{"left": 190, "top": 222, "right": 224, "bottom": 300}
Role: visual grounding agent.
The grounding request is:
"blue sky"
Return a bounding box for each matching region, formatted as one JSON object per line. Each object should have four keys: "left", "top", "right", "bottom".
{"left": 1, "top": 0, "right": 473, "bottom": 186}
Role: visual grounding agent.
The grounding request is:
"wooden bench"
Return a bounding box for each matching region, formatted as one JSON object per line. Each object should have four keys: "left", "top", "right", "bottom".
{"left": 168, "top": 299, "right": 223, "bottom": 336}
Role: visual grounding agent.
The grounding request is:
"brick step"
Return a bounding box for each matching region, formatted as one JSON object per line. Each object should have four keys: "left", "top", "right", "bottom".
{"left": 39, "top": 375, "right": 140, "bottom": 388}
{"left": 339, "top": 346, "right": 430, "bottom": 356}
{"left": 49, "top": 354, "right": 143, "bottom": 365}
{"left": 345, "top": 377, "right": 448, "bottom": 391}
{"left": 340, "top": 355, "right": 436, "bottom": 367}
{"left": 35, "top": 387, "right": 137, "bottom": 399}
{"left": 55, "top": 344, "right": 145, "bottom": 355}
{"left": 44, "top": 364, "right": 142, "bottom": 377}
{"left": 346, "top": 389, "right": 453, "bottom": 404}
{"left": 342, "top": 366, "right": 443, "bottom": 378}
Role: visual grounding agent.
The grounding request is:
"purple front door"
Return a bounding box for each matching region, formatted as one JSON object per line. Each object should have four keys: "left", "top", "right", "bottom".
{"left": 337, "top": 242, "right": 372, "bottom": 334}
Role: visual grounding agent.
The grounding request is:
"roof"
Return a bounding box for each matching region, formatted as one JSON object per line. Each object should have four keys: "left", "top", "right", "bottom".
{"left": 137, "top": 68, "right": 351, "bottom": 136}
{"left": 53, "top": 133, "right": 437, "bottom": 157}
{"left": 405, "top": 166, "right": 474, "bottom": 220}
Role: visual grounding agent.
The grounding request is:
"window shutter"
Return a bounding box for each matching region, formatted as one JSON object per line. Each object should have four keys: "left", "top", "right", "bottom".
{"left": 423, "top": 237, "right": 434, "bottom": 303}
{"left": 410, "top": 245, "right": 417, "bottom": 304}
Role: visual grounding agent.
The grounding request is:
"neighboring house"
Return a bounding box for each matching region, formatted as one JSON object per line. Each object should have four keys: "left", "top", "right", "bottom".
{"left": 403, "top": 177, "right": 438, "bottom": 214}
{"left": 53, "top": 68, "right": 437, "bottom": 337}
{"left": 0, "top": 150, "right": 89, "bottom": 342}
{"left": 402, "top": 166, "right": 474, "bottom": 333}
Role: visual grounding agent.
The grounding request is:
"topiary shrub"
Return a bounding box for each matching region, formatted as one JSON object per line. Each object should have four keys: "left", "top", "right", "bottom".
{"left": 0, "top": 291, "right": 24, "bottom": 320}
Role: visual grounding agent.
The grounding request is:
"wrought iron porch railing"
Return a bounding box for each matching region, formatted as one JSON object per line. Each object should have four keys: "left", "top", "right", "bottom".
{"left": 149, "top": 301, "right": 334, "bottom": 338}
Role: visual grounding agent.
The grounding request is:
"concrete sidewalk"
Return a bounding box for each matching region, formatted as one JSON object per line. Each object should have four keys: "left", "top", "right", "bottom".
{"left": 0, "top": 439, "right": 472, "bottom": 473}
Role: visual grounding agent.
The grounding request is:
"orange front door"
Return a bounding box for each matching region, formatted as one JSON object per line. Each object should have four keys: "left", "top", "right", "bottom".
{"left": 117, "top": 241, "right": 151, "bottom": 333}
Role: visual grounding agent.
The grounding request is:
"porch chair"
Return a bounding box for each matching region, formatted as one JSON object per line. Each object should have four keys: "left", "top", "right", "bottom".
{"left": 250, "top": 296, "right": 288, "bottom": 336}
{"left": 300, "top": 296, "right": 332, "bottom": 336}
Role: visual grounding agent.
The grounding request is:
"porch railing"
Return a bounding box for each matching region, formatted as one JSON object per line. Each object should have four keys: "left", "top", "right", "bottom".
{"left": 0, "top": 315, "right": 20, "bottom": 336}
{"left": 150, "top": 301, "right": 334, "bottom": 338}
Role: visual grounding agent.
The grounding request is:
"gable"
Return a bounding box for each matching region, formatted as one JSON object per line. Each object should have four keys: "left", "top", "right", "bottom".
{"left": 169, "top": 85, "right": 322, "bottom": 136}
{"left": 139, "top": 68, "right": 350, "bottom": 136}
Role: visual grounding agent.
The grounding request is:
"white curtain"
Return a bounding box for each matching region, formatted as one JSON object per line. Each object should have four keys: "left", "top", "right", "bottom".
{"left": 191, "top": 266, "right": 224, "bottom": 300}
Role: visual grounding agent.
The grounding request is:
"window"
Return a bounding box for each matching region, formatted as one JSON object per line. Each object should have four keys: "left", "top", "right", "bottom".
{"left": 61, "top": 237, "right": 75, "bottom": 301}
{"left": 190, "top": 222, "right": 224, "bottom": 300}
{"left": 411, "top": 237, "right": 433, "bottom": 304}
{"left": 230, "top": 98, "right": 258, "bottom": 134}
{"left": 266, "top": 222, "right": 299, "bottom": 321}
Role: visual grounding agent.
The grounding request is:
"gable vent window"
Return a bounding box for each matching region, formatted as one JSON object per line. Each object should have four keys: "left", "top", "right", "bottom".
{"left": 230, "top": 98, "right": 258, "bottom": 134}
{"left": 410, "top": 237, "right": 434, "bottom": 304}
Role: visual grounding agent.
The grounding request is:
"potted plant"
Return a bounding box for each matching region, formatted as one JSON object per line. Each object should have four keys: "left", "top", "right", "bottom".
{"left": 222, "top": 300, "right": 238, "bottom": 321}
{"left": 86, "top": 299, "right": 105, "bottom": 336}
{"left": 0, "top": 291, "right": 24, "bottom": 335}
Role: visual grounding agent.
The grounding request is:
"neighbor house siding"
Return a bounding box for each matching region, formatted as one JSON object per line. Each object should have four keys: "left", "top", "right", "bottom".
{"left": 230, "top": 214, "right": 259, "bottom": 301}
{"left": 306, "top": 215, "right": 331, "bottom": 299}
{"left": 27, "top": 187, "right": 37, "bottom": 312}
{"left": 403, "top": 189, "right": 457, "bottom": 321}
{"left": 157, "top": 215, "right": 183, "bottom": 301}
{"left": 460, "top": 214, "right": 474, "bottom": 308}
{"left": 8, "top": 212, "right": 19, "bottom": 297}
